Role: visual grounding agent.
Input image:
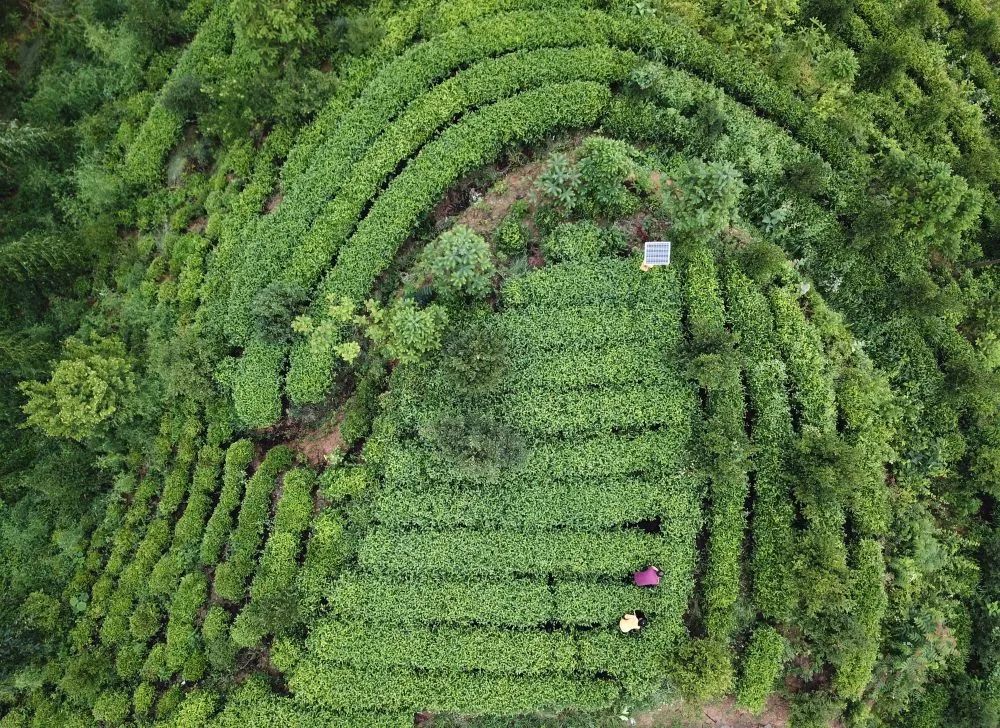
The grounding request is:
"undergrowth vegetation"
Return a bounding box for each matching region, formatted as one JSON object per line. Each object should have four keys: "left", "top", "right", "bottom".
{"left": 1, "top": 0, "right": 999, "bottom": 726}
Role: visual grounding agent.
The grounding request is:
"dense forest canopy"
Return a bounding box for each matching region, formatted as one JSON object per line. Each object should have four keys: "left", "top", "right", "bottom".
{"left": 1, "top": 0, "right": 999, "bottom": 726}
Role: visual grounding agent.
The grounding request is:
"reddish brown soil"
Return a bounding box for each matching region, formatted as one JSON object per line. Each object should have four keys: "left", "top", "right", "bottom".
{"left": 187, "top": 216, "right": 206, "bottom": 234}
{"left": 289, "top": 415, "right": 345, "bottom": 466}
{"left": 456, "top": 159, "right": 547, "bottom": 235}
{"left": 264, "top": 191, "right": 283, "bottom": 213}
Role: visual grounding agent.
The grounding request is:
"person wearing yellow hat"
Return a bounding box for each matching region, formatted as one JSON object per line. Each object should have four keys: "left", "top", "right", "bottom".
{"left": 619, "top": 611, "right": 648, "bottom": 633}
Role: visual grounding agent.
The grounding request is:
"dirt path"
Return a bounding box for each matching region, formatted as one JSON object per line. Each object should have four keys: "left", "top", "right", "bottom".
{"left": 633, "top": 697, "right": 790, "bottom": 728}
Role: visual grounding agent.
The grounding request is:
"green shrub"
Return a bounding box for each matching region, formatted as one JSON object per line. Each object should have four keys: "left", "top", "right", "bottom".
{"left": 252, "top": 281, "right": 309, "bottom": 344}
{"left": 182, "top": 648, "right": 208, "bottom": 682}
{"left": 575, "top": 135, "right": 644, "bottom": 217}
{"left": 290, "top": 664, "right": 620, "bottom": 714}
{"left": 171, "top": 689, "right": 218, "bottom": 727}
{"left": 736, "top": 627, "right": 786, "bottom": 713}
{"left": 92, "top": 689, "right": 130, "bottom": 725}
{"left": 232, "top": 468, "right": 316, "bottom": 647}
{"left": 128, "top": 601, "right": 161, "bottom": 642}
{"left": 141, "top": 642, "right": 168, "bottom": 682}
{"left": 665, "top": 638, "right": 734, "bottom": 702}
{"left": 133, "top": 682, "right": 155, "bottom": 719}
{"left": 659, "top": 158, "right": 744, "bottom": 241}
{"left": 367, "top": 298, "right": 449, "bottom": 366}
{"left": 114, "top": 639, "right": 147, "bottom": 680}
{"left": 201, "top": 439, "right": 254, "bottom": 567}
{"left": 418, "top": 225, "right": 495, "bottom": 300}
{"left": 541, "top": 221, "right": 605, "bottom": 263}
{"left": 18, "top": 335, "right": 136, "bottom": 441}
{"left": 297, "top": 510, "right": 349, "bottom": 616}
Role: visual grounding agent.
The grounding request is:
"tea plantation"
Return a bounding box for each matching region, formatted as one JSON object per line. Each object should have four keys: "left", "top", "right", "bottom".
{"left": 1, "top": 1, "right": 999, "bottom": 727}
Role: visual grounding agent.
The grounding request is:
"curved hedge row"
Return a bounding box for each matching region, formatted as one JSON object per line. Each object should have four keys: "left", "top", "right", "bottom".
{"left": 285, "top": 80, "right": 611, "bottom": 402}
{"left": 220, "top": 0, "right": 918, "bottom": 417}
{"left": 226, "top": 45, "right": 638, "bottom": 343}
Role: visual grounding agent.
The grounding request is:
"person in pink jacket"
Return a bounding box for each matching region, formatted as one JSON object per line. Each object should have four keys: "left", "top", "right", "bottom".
{"left": 632, "top": 565, "right": 661, "bottom": 587}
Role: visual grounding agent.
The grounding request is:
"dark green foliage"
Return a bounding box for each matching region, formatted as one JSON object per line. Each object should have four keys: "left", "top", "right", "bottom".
{"left": 416, "top": 225, "right": 495, "bottom": 300}
{"left": 161, "top": 73, "right": 208, "bottom": 122}
{"left": 202, "top": 605, "right": 236, "bottom": 672}
{"left": 252, "top": 281, "right": 308, "bottom": 344}
{"left": 535, "top": 152, "right": 581, "bottom": 212}
{"left": 231, "top": 468, "right": 315, "bottom": 647}
{"left": 2, "top": 0, "right": 999, "bottom": 724}
{"left": 660, "top": 158, "right": 744, "bottom": 241}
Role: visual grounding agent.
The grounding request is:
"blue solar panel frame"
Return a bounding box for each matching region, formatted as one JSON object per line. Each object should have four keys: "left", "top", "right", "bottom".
{"left": 643, "top": 241, "right": 671, "bottom": 266}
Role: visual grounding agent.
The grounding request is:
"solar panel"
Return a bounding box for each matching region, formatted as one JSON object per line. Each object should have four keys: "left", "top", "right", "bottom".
{"left": 643, "top": 241, "right": 671, "bottom": 267}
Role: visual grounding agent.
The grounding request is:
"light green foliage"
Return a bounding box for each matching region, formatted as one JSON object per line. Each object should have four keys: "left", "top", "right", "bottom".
{"left": 418, "top": 225, "right": 495, "bottom": 300}
{"left": 541, "top": 221, "right": 605, "bottom": 263}
{"left": 128, "top": 601, "right": 161, "bottom": 643}
{"left": 165, "top": 572, "right": 207, "bottom": 674}
{"left": 229, "top": 339, "right": 284, "bottom": 428}
{"left": 319, "top": 465, "right": 370, "bottom": 503}
{"left": 493, "top": 203, "right": 529, "bottom": 257}
{"left": 92, "top": 690, "right": 130, "bottom": 725}
{"left": 270, "top": 636, "right": 302, "bottom": 673}
{"left": 133, "top": 682, "right": 155, "bottom": 719}
{"left": 366, "top": 298, "right": 449, "bottom": 366}
{"left": 737, "top": 627, "right": 786, "bottom": 713}
{"left": 201, "top": 439, "right": 254, "bottom": 567}
{"left": 297, "top": 510, "right": 349, "bottom": 616}
{"left": 575, "top": 135, "right": 645, "bottom": 217}
{"left": 214, "top": 446, "right": 294, "bottom": 602}
{"left": 18, "top": 336, "right": 135, "bottom": 441}
{"left": 666, "top": 638, "right": 735, "bottom": 702}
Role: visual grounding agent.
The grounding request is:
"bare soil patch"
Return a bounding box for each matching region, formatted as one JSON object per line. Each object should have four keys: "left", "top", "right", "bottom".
{"left": 633, "top": 696, "right": 791, "bottom": 728}
{"left": 456, "top": 159, "right": 547, "bottom": 235}
{"left": 288, "top": 414, "right": 345, "bottom": 466}
{"left": 264, "top": 191, "right": 283, "bottom": 213}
